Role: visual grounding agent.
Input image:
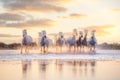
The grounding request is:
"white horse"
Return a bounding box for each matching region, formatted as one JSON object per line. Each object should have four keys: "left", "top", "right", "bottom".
{"left": 21, "top": 29, "right": 33, "bottom": 54}
{"left": 56, "top": 32, "right": 66, "bottom": 52}
{"left": 39, "top": 30, "right": 53, "bottom": 53}
{"left": 88, "top": 30, "right": 97, "bottom": 52}
{"left": 66, "top": 29, "right": 77, "bottom": 52}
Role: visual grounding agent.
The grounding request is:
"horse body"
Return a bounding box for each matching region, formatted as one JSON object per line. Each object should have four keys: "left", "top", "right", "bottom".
{"left": 21, "top": 30, "right": 33, "bottom": 54}
{"left": 66, "top": 35, "right": 77, "bottom": 52}
{"left": 76, "top": 35, "right": 83, "bottom": 51}
{"left": 56, "top": 36, "right": 66, "bottom": 52}
{"left": 88, "top": 35, "right": 97, "bottom": 51}
{"left": 40, "top": 36, "right": 50, "bottom": 53}
{"left": 39, "top": 31, "right": 53, "bottom": 53}
{"left": 22, "top": 35, "right": 33, "bottom": 45}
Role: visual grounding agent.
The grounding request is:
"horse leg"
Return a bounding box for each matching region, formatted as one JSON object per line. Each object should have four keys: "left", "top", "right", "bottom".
{"left": 28, "top": 45, "right": 31, "bottom": 53}
{"left": 46, "top": 45, "right": 48, "bottom": 53}
{"left": 25, "top": 46, "right": 27, "bottom": 53}
{"left": 69, "top": 46, "right": 71, "bottom": 52}
{"left": 56, "top": 44, "right": 58, "bottom": 52}
{"left": 28, "top": 45, "right": 30, "bottom": 53}
{"left": 80, "top": 46, "right": 82, "bottom": 53}
{"left": 82, "top": 45, "right": 84, "bottom": 52}
{"left": 93, "top": 45, "right": 96, "bottom": 52}
{"left": 26, "top": 46, "right": 29, "bottom": 53}
{"left": 46, "top": 45, "right": 49, "bottom": 53}
{"left": 74, "top": 46, "right": 76, "bottom": 53}
{"left": 67, "top": 45, "right": 70, "bottom": 52}
{"left": 61, "top": 45, "right": 62, "bottom": 53}
{"left": 21, "top": 45, "right": 23, "bottom": 54}
{"left": 43, "top": 45, "right": 46, "bottom": 53}
{"left": 90, "top": 46, "right": 92, "bottom": 52}
{"left": 77, "top": 45, "right": 79, "bottom": 52}
{"left": 40, "top": 46, "right": 42, "bottom": 53}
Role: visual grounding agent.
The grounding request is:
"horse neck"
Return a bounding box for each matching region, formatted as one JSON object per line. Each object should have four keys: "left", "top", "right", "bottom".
{"left": 92, "top": 35, "right": 96, "bottom": 41}
{"left": 85, "top": 34, "right": 87, "bottom": 37}
{"left": 23, "top": 33, "right": 27, "bottom": 37}
{"left": 83, "top": 34, "right": 87, "bottom": 39}
{"left": 80, "top": 35, "right": 83, "bottom": 38}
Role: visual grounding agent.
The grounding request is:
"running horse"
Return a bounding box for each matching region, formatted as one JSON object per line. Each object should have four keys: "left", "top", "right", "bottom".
{"left": 81, "top": 29, "right": 88, "bottom": 52}
{"left": 39, "top": 30, "right": 53, "bottom": 53}
{"left": 76, "top": 31, "right": 83, "bottom": 52}
{"left": 21, "top": 29, "right": 33, "bottom": 54}
{"left": 56, "top": 32, "right": 66, "bottom": 52}
{"left": 66, "top": 29, "right": 77, "bottom": 52}
{"left": 88, "top": 30, "right": 97, "bottom": 52}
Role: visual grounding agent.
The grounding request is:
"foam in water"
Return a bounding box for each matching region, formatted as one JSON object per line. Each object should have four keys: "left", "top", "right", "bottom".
{"left": 0, "top": 50, "right": 120, "bottom": 60}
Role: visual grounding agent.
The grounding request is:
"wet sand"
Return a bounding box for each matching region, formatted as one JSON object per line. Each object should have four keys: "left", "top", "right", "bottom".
{"left": 0, "top": 59, "right": 120, "bottom": 80}
{"left": 0, "top": 50, "right": 120, "bottom": 80}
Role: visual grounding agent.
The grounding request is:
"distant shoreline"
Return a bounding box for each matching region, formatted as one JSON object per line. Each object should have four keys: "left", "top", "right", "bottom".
{"left": 0, "top": 42, "right": 120, "bottom": 50}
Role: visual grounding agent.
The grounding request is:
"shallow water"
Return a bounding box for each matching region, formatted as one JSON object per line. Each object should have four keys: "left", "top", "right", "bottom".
{"left": 0, "top": 50, "right": 120, "bottom": 80}
{"left": 0, "top": 59, "right": 120, "bottom": 80}
{"left": 0, "top": 50, "right": 120, "bottom": 60}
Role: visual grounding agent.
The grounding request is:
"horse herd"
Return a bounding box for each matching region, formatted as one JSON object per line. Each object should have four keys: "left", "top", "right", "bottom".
{"left": 21, "top": 29, "right": 97, "bottom": 54}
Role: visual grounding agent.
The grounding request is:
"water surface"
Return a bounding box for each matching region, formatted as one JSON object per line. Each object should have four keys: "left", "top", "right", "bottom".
{"left": 0, "top": 59, "right": 120, "bottom": 80}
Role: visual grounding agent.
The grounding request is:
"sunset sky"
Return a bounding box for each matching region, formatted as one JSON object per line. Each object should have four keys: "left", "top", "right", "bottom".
{"left": 0, "top": 0, "right": 120, "bottom": 44}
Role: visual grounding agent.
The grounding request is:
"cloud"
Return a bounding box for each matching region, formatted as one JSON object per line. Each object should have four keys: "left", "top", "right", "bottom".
{"left": 69, "top": 13, "right": 87, "bottom": 18}
{"left": 112, "top": 8, "right": 120, "bottom": 12}
{"left": 1, "top": 0, "right": 67, "bottom": 13}
{"left": 79, "top": 25, "right": 114, "bottom": 36}
{"left": 58, "top": 13, "right": 87, "bottom": 19}
{"left": 0, "top": 34, "right": 20, "bottom": 37}
{"left": 4, "top": 19, "right": 57, "bottom": 28}
{"left": 0, "top": 12, "right": 26, "bottom": 21}
{"left": 0, "top": 12, "right": 57, "bottom": 28}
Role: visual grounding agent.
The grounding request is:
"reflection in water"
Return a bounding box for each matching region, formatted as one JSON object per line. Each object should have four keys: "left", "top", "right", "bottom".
{"left": 21, "top": 59, "right": 96, "bottom": 80}
{"left": 38, "top": 60, "right": 49, "bottom": 72}
{"left": 65, "top": 60, "right": 96, "bottom": 77}
{"left": 1, "top": 59, "right": 120, "bottom": 80}
{"left": 55, "top": 59, "right": 96, "bottom": 77}
{"left": 55, "top": 59, "right": 63, "bottom": 74}
{"left": 38, "top": 60, "right": 49, "bottom": 80}
{"left": 90, "top": 60, "right": 96, "bottom": 77}
{"left": 21, "top": 60, "right": 31, "bottom": 80}
{"left": 72, "top": 60, "right": 77, "bottom": 76}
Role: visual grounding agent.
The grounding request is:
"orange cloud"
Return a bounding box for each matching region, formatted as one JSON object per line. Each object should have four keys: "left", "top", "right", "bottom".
{"left": 0, "top": 12, "right": 26, "bottom": 21}
{"left": 7, "top": 19, "right": 57, "bottom": 28}
{"left": 0, "top": 18, "right": 58, "bottom": 29}
{"left": 112, "top": 8, "right": 120, "bottom": 12}
{"left": 1, "top": 0, "right": 67, "bottom": 13}
{"left": 0, "top": 34, "right": 20, "bottom": 37}
{"left": 70, "top": 13, "right": 87, "bottom": 19}
{"left": 58, "top": 13, "right": 87, "bottom": 19}
{"left": 79, "top": 25, "right": 114, "bottom": 36}
{"left": 43, "top": 0, "right": 73, "bottom": 4}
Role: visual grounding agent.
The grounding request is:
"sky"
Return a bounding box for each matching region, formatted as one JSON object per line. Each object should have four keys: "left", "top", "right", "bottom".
{"left": 0, "top": 0, "right": 120, "bottom": 44}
